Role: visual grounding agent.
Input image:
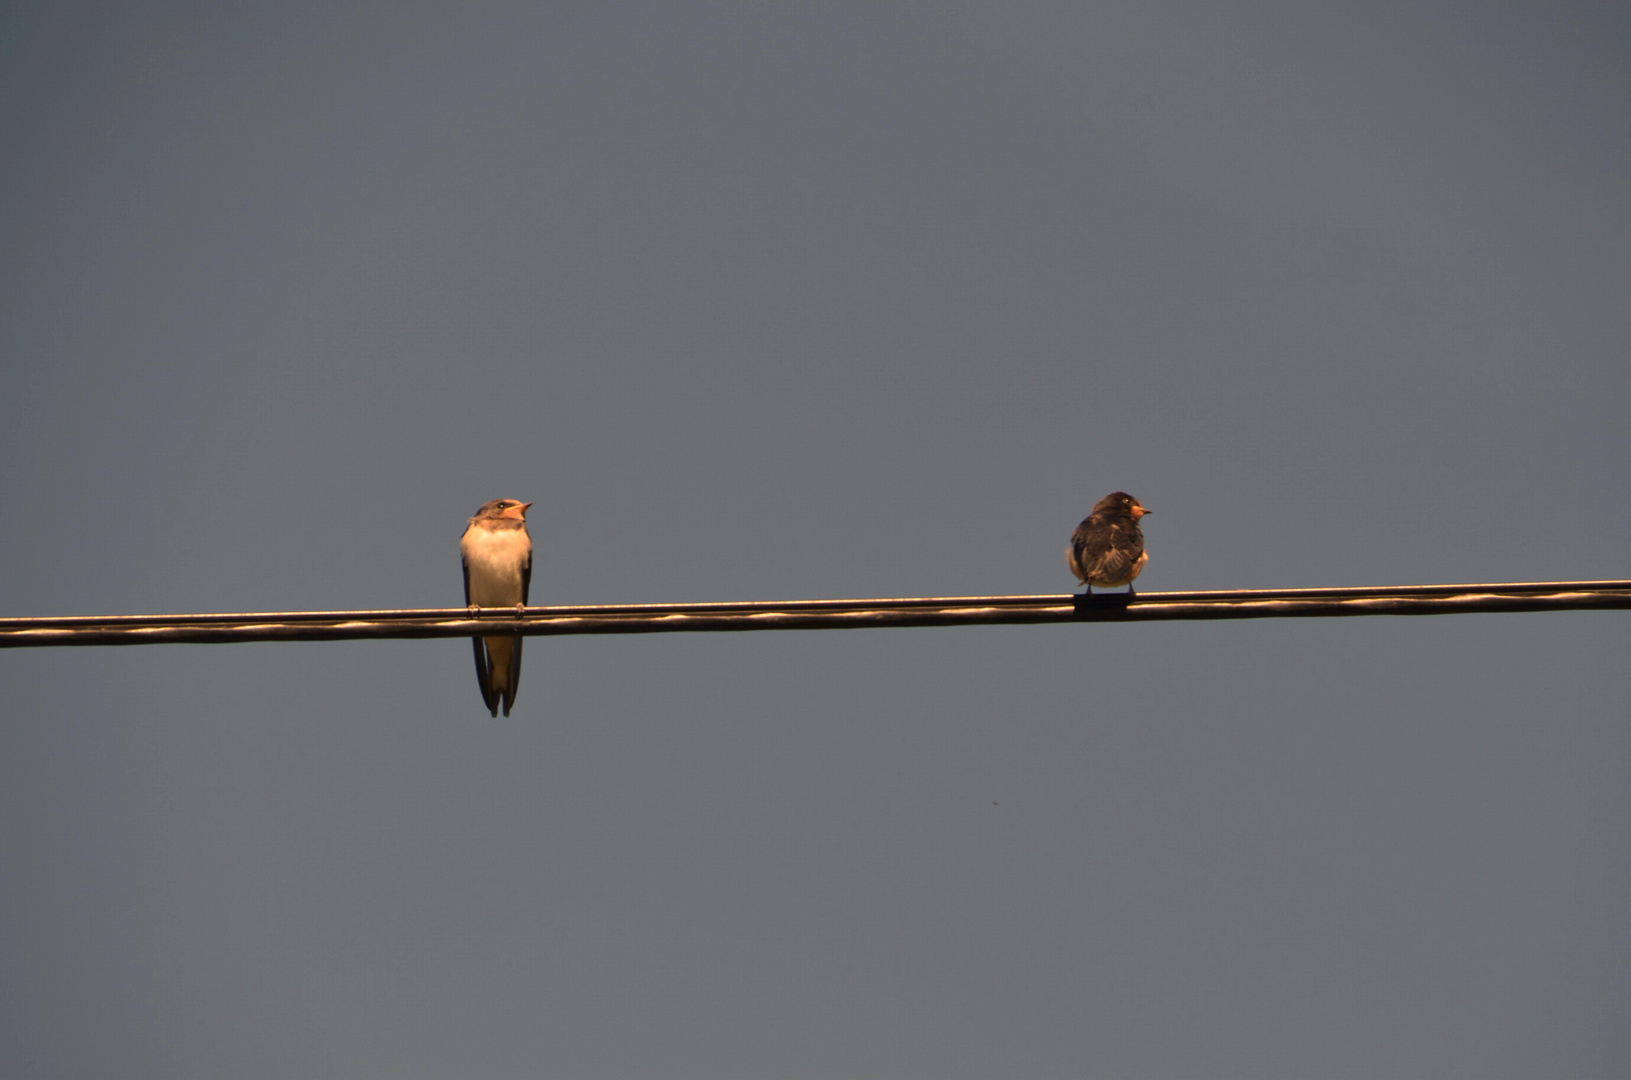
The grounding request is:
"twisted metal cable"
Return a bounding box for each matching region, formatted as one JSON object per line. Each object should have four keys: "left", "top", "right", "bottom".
{"left": 3, "top": 580, "right": 1628, "bottom": 648}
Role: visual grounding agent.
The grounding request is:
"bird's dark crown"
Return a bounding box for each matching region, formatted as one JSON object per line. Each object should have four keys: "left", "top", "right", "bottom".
{"left": 1091, "top": 491, "right": 1144, "bottom": 516}
{"left": 473, "top": 498, "right": 529, "bottom": 520}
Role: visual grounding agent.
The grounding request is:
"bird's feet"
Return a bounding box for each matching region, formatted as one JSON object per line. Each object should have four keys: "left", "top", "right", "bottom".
{"left": 467, "top": 603, "right": 480, "bottom": 616}
{"left": 514, "top": 602, "right": 526, "bottom": 618}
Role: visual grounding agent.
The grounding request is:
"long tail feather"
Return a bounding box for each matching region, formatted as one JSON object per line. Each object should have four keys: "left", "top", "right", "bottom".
{"left": 471, "top": 637, "right": 499, "bottom": 717}
{"left": 502, "top": 636, "right": 523, "bottom": 716}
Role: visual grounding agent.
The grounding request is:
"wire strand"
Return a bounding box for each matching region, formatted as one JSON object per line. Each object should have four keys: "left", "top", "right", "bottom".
{"left": 3, "top": 580, "right": 1628, "bottom": 648}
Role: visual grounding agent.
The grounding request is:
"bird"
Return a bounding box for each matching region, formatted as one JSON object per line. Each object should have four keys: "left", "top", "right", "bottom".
{"left": 1068, "top": 491, "right": 1151, "bottom": 594}
{"left": 460, "top": 498, "right": 533, "bottom": 716}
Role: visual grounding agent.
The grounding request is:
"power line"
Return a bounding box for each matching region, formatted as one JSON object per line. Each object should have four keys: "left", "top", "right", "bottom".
{"left": 2, "top": 580, "right": 1628, "bottom": 648}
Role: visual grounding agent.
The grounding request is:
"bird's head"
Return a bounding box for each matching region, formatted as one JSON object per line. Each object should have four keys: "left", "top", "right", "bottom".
{"left": 1092, "top": 491, "right": 1150, "bottom": 520}
{"left": 475, "top": 498, "right": 533, "bottom": 521}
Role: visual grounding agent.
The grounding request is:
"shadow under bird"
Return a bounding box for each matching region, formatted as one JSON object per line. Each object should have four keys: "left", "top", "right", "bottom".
{"left": 1068, "top": 491, "right": 1151, "bottom": 594}
{"left": 460, "top": 498, "right": 533, "bottom": 716}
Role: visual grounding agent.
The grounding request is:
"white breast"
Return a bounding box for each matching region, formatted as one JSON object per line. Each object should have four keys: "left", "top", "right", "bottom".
{"left": 461, "top": 527, "right": 532, "bottom": 606}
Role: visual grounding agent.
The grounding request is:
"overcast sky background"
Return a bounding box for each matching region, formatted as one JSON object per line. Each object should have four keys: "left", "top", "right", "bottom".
{"left": 2, "top": 2, "right": 1629, "bottom": 1076}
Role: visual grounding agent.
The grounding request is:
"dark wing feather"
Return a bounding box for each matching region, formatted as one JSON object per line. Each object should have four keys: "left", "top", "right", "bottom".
{"left": 503, "top": 545, "right": 530, "bottom": 716}
{"left": 1069, "top": 519, "right": 1094, "bottom": 574}
{"left": 494, "top": 541, "right": 531, "bottom": 717}
{"left": 1072, "top": 514, "right": 1144, "bottom": 584}
{"left": 472, "top": 637, "right": 498, "bottom": 716}
{"left": 464, "top": 552, "right": 500, "bottom": 714}
{"left": 1086, "top": 542, "right": 1137, "bottom": 584}
{"left": 503, "top": 637, "right": 522, "bottom": 716}
{"left": 1115, "top": 520, "right": 1146, "bottom": 563}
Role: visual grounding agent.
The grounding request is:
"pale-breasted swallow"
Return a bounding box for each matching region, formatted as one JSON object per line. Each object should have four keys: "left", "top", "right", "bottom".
{"left": 1068, "top": 491, "right": 1151, "bottom": 594}
{"left": 460, "top": 498, "right": 533, "bottom": 716}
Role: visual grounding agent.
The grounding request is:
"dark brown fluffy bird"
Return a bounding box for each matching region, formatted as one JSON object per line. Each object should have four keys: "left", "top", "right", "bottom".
{"left": 1067, "top": 491, "right": 1151, "bottom": 594}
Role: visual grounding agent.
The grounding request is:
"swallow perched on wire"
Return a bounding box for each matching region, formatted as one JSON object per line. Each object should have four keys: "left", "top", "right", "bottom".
{"left": 1068, "top": 491, "right": 1151, "bottom": 594}
{"left": 460, "top": 498, "right": 533, "bottom": 716}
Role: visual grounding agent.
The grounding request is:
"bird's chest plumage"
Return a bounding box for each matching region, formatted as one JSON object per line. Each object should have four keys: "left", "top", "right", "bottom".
{"left": 461, "top": 526, "right": 531, "bottom": 606}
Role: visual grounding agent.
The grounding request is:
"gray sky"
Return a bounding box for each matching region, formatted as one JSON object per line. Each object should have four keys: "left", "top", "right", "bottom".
{"left": 2, "top": 1, "right": 1628, "bottom": 1076}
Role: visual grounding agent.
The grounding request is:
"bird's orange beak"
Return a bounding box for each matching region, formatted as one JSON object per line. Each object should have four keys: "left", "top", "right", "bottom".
{"left": 501, "top": 501, "right": 532, "bottom": 520}
{"left": 1131, "top": 505, "right": 1151, "bottom": 519}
